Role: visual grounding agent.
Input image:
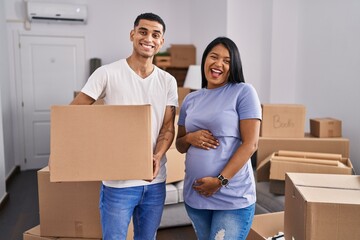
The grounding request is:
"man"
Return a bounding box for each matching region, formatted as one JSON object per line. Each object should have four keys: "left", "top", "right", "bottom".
{"left": 71, "top": 13, "right": 178, "bottom": 240}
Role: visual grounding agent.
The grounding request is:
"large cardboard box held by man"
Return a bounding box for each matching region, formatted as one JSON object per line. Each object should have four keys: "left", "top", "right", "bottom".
{"left": 284, "top": 173, "right": 360, "bottom": 240}
{"left": 49, "top": 105, "right": 153, "bottom": 182}
{"left": 260, "top": 104, "right": 306, "bottom": 138}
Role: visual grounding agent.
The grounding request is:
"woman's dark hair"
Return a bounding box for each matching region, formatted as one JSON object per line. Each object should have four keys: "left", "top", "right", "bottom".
{"left": 201, "top": 37, "right": 245, "bottom": 88}
{"left": 134, "top": 13, "right": 166, "bottom": 34}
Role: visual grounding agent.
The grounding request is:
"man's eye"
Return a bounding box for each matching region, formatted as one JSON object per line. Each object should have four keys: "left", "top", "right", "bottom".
{"left": 153, "top": 33, "right": 160, "bottom": 39}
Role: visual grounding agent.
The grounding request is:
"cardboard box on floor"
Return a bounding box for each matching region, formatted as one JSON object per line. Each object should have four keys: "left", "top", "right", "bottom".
{"left": 310, "top": 117, "right": 342, "bottom": 137}
{"left": 38, "top": 167, "right": 135, "bottom": 239}
{"left": 38, "top": 167, "right": 102, "bottom": 238}
{"left": 257, "top": 150, "right": 354, "bottom": 194}
{"left": 166, "top": 148, "right": 185, "bottom": 184}
{"left": 257, "top": 151, "right": 353, "bottom": 182}
{"left": 49, "top": 105, "right": 153, "bottom": 182}
{"left": 256, "top": 135, "right": 350, "bottom": 167}
{"left": 246, "top": 212, "right": 284, "bottom": 240}
{"left": 284, "top": 173, "right": 360, "bottom": 240}
{"left": 23, "top": 225, "right": 100, "bottom": 240}
{"left": 23, "top": 224, "right": 133, "bottom": 240}
{"left": 260, "top": 104, "right": 306, "bottom": 138}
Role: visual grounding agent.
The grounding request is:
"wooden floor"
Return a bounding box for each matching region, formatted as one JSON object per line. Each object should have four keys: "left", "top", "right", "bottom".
{"left": 0, "top": 169, "right": 196, "bottom": 240}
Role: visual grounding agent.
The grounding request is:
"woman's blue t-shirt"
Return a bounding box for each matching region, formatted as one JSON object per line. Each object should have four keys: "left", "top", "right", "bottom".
{"left": 178, "top": 82, "right": 262, "bottom": 210}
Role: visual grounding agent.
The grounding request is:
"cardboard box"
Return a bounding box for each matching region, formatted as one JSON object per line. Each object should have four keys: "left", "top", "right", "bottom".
{"left": 256, "top": 135, "right": 350, "bottom": 167}
{"left": 257, "top": 151, "right": 353, "bottom": 181}
{"left": 260, "top": 104, "right": 306, "bottom": 138}
{"left": 177, "top": 87, "right": 191, "bottom": 114}
{"left": 166, "top": 148, "right": 185, "bottom": 184}
{"left": 310, "top": 117, "right": 342, "bottom": 137}
{"left": 23, "top": 224, "right": 133, "bottom": 240}
{"left": 284, "top": 173, "right": 360, "bottom": 240}
{"left": 49, "top": 105, "right": 153, "bottom": 182}
{"left": 38, "top": 167, "right": 102, "bottom": 238}
{"left": 154, "top": 55, "right": 171, "bottom": 68}
{"left": 257, "top": 151, "right": 353, "bottom": 194}
{"left": 23, "top": 225, "right": 101, "bottom": 240}
{"left": 246, "top": 212, "right": 284, "bottom": 240}
{"left": 169, "top": 44, "right": 196, "bottom": 68}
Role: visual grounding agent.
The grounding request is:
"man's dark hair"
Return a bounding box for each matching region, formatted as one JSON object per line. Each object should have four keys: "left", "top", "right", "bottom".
{"left": 201, "top": 37, "right": 245, "bottom": 88}
{"left": 134, "top": 13, "right": 166, "bottom": 34}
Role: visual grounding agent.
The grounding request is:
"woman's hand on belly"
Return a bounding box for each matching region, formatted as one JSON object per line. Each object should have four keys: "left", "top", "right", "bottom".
{"left": 192, "top": 176, "right": 221, "bottom": 197}
{"left": 186, "top": 129, "right": 219, "bottom": 150}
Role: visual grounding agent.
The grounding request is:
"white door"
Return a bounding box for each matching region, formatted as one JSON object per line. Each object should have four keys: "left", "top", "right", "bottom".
{"left": 20, "top": 35, "right": 86, "bottom": 170}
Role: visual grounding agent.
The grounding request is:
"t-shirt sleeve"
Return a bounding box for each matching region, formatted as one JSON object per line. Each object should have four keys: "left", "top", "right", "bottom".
{"left": 178, "top": 95, "right": 189, "bottom": 126}
{"left": 167, "top": 76, "right": 179, "bottom": 107}
{"left": 81, "top": 66, "right": 107, "bottom": 100}
{"left": 237, "top": 84, "right": 262, "bottom": 121}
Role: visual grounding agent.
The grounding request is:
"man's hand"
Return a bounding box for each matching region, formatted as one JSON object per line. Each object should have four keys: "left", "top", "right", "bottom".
{"left": 152, "top": 153, "right": 162, "bottom": 179}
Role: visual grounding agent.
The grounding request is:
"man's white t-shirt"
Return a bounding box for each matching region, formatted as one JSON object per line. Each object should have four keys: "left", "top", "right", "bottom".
{"left": 81, "top": 59, "right": 178, "bottom": 188}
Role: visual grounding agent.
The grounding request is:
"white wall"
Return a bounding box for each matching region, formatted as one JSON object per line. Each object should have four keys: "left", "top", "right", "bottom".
{"left": 2, "top": 0, "right": 360, "bottom": 179}
{"left": 295, "top": 0, "right": 360, "bottom": 172}
{"left": 227, "top": 0, "right": 273, "bottom": 103}
{"left": 227, "top": 0, "right": 360, "bottom": 173}
{"left": 0, "top": 0, "right": 9, "bottom": 203}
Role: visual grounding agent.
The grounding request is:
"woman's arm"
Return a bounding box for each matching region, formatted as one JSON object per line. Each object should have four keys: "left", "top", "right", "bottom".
{"left": 176, "top": 126, "right": 219, "bottom": 154}
{"left": 193, "top": 118, "right": 261, "bottom": 197}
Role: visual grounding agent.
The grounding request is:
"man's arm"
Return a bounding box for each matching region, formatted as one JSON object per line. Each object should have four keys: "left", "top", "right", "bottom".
{"left": 152, "top": 105, "right": 176, "bottom": 178}
{"left": 70, "top": 92, "right": 96, "bottom": 105}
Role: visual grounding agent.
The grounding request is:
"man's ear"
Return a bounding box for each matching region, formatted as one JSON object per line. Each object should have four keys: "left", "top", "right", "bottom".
{"left": 159, "top": 37, "right": 165, "bottom": 48}
{"left": 130, "top": 29, "right": 135, "bottom": 42}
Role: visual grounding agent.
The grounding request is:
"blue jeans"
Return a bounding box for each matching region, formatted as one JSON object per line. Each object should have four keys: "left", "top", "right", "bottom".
{"left": 185, "top": 203, "right": 255, "bottom": 240}
{"left": 99, "top": 182, "right": 166, "bottom": 240}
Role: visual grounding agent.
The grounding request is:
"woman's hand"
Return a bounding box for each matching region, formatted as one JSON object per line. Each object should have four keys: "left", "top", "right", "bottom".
{"left": 193, "top": 177, "right": 222, "bottom": 197}
{"left": 187, "top": 130, "right": 219, "bottom": 149}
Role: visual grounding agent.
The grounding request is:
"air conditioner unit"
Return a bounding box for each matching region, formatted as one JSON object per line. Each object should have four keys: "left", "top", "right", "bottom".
{"left": 27, "top": 2, "right": 87, "bottom": 24}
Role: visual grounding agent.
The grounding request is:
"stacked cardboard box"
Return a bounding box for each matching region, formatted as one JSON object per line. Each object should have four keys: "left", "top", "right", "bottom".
{"left": 310, "top": 117, "right": 342, "bottom": 137}
{"left": 256, "top": 104, "right": 351, "bottom": 194}
{"left": 22, "top": 167, "right": 134, "bottom": 239}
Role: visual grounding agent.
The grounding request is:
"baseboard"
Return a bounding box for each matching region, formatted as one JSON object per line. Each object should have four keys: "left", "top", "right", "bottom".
{"left": 0, "top": 192, "right": 9, "bottom": 212}
{"left": 5, "top": 165, "right": 20, "bottom": 190}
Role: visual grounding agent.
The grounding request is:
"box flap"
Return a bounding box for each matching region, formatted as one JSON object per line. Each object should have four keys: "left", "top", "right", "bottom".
{"left": 286, "top": 172, "right": 360, "bottom": 190}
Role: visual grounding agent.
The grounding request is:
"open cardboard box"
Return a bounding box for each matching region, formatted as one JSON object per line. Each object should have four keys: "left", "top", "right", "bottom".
{"left": 49, "top": 105, "right": 153, "bottom": 182}
{"left": 257, "top": 151, "right": 353, "bottom": 182}
{"left": 284, "top": 173, "right": 360, "bottom": 240}
{"left": 257, "top": 150, "right": 353, "bottom": 194}
{"left": 256, "top": 135, "right": 350, "bottom": 167}
{"left": 246, "top": 212, "right": 284, "bottom": 240}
